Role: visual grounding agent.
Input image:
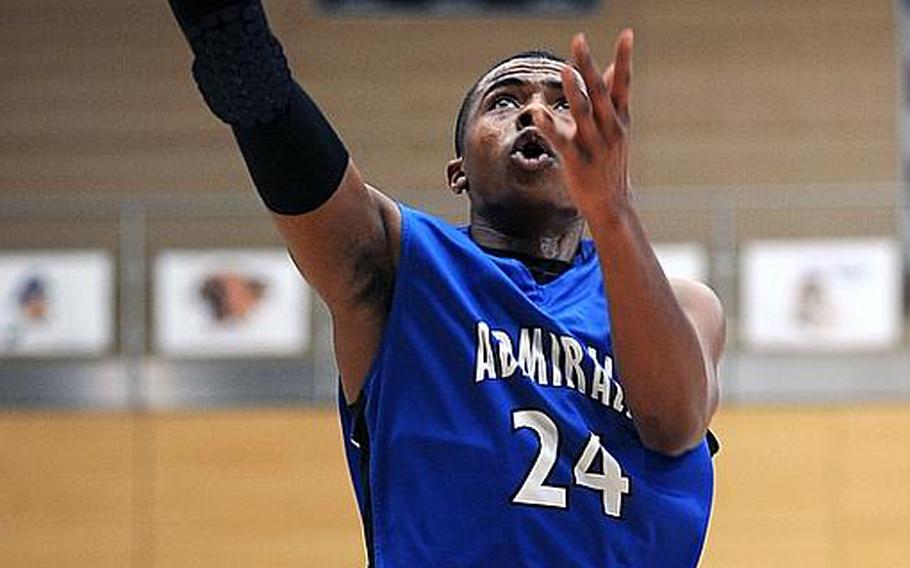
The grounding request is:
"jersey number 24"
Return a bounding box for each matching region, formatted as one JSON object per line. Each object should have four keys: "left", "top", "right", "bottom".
{"left": 512, "top": 409, "right": 630, "bottom": 518}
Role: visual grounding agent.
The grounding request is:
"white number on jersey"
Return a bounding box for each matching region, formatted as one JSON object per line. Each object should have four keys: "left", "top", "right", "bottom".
{"left": 512, "top": 410, "right": 567, "bottom": 508}
{"left": 574, "top": 433, "right": 630, "bottom": 517}
{"left": 511, "top": 409, "right": 630, "bottom": 517}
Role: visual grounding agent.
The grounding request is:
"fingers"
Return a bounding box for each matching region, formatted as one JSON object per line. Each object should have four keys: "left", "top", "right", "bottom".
{"left": 610, "top": 28, "right": 633, "bottom": 126}
{"left": 561, "top": 65, "right": 600, "bottom": 158}
{"left": 541, "top": 29, "right": 634, "bottom": 167}
{"left": 570, "top": 33, "right": 619, "bottom": 141}
{"left": 603, "top": 62, "right": 615, "bottom": 95}
{"left": 532, "top": 102, "right": 579, "bottom": 166}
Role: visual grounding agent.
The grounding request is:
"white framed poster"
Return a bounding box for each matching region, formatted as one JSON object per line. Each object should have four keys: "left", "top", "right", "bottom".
{"left": 154, "top": 249, "right": 311, "bottom": 357}
{"left": 740, "top": 238, "right": 902, "bottom": 351}
{"left": 0, "top": 250, "right": 113, "bottom": 356}
{"left": 653, "top": 242, "right": 708, "bottom": 282}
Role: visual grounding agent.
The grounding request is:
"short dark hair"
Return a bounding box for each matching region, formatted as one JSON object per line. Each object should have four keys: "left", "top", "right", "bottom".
{"left": 453, "top": 49, "right": 566, "bottom": 157}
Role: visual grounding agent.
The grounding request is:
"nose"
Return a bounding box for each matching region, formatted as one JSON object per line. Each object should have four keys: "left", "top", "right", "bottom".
{"left": 516, "top": 99, "right": 550, "bottom": 130}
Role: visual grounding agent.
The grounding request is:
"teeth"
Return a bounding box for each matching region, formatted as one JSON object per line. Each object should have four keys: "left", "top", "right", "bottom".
{"left": 510, "top": 136, "right": 555, "bottom": 169}
{"left": 511, "top": 152, "right": 553, "bottom": 166}
{"left": 515, "top": 147, "right": 548, "bottom": 159}
{"left": 514, "top": 135, "right": 552, "bottom": 158}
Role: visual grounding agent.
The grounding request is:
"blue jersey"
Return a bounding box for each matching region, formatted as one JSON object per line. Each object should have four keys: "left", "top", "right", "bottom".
{"left": 340, "top": 204, "right": 714, "bottom": 567}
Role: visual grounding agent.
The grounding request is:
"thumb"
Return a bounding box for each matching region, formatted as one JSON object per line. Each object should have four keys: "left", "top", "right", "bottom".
{"left": 533, "top": 107, "right": 577, "bottom": 166}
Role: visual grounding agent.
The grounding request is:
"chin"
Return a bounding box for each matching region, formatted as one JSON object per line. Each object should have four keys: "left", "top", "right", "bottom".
{"left": 509, "top": 171, "right": 573, "bottom": 207}
{"left": 486, "top": 185, "right": 579, "bottom": 226}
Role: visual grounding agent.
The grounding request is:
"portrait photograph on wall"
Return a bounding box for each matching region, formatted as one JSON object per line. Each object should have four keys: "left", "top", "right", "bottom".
{"left": 652, "top": 242, "right": 708, "bottom": 282}
{"left": 154, "top": 249, "right": 311, "bottom": 357}
{"left": 0, "top": 250, "right": 113, "bottom": 356}
{"left": 740, "top": 238, "right": 903, "bottom": 351}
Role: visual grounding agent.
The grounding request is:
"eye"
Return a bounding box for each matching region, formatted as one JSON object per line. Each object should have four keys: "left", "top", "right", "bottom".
{"left": 553, "top": 98, "right": 570, "bottom": 112}
{"left": 489, "top": 95, "right": 519, "bottom": 110}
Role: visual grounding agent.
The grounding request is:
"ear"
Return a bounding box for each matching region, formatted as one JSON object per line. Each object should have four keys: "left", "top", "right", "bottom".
{"left": 446, "top": 157, "right": 469, "bottom": 195}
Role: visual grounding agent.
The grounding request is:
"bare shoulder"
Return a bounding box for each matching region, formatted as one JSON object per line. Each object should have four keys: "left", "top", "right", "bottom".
{"left": 669, "top": 278, "right": 726, "bottom": 363}
{"left": 669, "top": 278, "right": 723, "bottom": 316}
{"left": 269, "top": 168, "right": 403, "bottom": 403}
{"left": 270, "top": 166, "right": 402, "bottom": 310}
{"left": 364, "top": 182, "right": 402, "bottom": 266}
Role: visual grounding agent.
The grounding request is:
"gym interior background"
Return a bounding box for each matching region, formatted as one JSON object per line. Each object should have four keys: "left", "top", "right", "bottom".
{"left": 2, "top": 0, "right": 909, "bottom": 566}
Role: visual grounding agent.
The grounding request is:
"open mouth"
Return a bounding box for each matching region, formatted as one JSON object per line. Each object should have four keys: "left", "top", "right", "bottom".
{"left": 510, "top": 130, "right": 556, "bottom": 171}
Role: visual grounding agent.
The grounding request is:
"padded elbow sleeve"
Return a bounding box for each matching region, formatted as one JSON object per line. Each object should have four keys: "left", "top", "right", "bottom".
{"left": 169, "top": 0, "right": 349, "bottom": 214}
{"left": 232, "top": 84, "right": 349, "bottom": 215}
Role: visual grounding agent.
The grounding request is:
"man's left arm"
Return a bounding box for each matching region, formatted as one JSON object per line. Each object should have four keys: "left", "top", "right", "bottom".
{"left": 538, "top": 30, "right": 726, "bottom": 457}
{"left": 587, "top": 197, "right": 725, "bottom": 457}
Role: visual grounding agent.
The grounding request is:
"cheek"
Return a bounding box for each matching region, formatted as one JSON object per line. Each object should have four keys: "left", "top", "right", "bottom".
{"left": 556, "top": 114, "right": 577, "bottom": 139}
{"left": 468, "top": 122, "right": 510, "bottom": 166}
{"left": 477, "top": 128, "right": 504, "bottom": 154}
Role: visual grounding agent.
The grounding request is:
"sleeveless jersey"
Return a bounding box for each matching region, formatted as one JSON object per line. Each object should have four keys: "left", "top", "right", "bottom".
{"left": 340, "top": 204, "right": 714, "bottom": 567}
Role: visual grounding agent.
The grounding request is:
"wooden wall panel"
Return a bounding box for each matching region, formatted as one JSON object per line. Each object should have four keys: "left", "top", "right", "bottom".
{"left": 0, "top": 412, "right": 133, "bottom": 567}
{"left": 149, "top": 409, "right": 363, "bottom": 567}
{"left": 835, "top": 409, "right": 910, "bottom": 566}
{"left": 0, "top": 0, "right": 898, "bottom": 211}
{"left": 3, "top": 405, "right": 910, "bottom": 567}
{"left": 703, "top": 406, "right": 910, "bottom": 568}
{"left": 702, "top": 408, "right": 839, "bottom": 567}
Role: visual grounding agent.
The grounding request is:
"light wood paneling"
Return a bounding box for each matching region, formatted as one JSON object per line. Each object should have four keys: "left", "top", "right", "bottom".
{"left": 702, "top": 405, "right": 910, "bottom": 568}
{"left": 0, "top": 0, "right": 898, "bottom": 206}
{"left": 0, "top": 412, "right": 133, "bottom": 567}
{"left": 149, "top": 408, "right": 362, "bottom": 567}
{"left": 701, "top": 407, "right": 840, "bottom": 567}
{"left": 3, "top": 405, "right": 910, "bottom": 567}
{"left": 835, "top": 409, "right": 910, "bottom": 567}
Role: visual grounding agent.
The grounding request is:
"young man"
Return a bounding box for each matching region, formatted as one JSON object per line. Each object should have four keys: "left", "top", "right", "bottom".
{"left": 168, "top": 1, "right": 725, "bottom": 565}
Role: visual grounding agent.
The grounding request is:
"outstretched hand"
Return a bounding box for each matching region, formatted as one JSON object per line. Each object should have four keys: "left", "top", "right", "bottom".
{"left": 538, "top": 29, "right": 634, "bottom": 223}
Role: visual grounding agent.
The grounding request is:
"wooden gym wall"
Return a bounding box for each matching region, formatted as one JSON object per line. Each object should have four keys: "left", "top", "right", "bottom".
{"left": 0, "top": 0, "right": 898, "bottom": 204}
{"left": 2, "top": 406, "right": 910, "bottom": 567}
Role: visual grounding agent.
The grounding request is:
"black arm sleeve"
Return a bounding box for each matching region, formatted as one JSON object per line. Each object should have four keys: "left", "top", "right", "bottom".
{"left": 168, "top": 0, "right": 349, "bottom": 214}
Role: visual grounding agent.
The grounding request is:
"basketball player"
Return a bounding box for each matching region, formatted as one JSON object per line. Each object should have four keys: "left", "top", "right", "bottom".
{"left": 168, "top": 1, "right": 725, "bottom": 565}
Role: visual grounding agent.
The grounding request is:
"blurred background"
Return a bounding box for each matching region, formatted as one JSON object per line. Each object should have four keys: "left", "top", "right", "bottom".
{"left": 1, "top": 0, "right": 909, "bottom": 566}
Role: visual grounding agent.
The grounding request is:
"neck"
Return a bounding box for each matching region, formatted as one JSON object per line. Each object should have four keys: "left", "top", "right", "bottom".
{"left": 469, "top": 215, "right": 586, "bottom": 262}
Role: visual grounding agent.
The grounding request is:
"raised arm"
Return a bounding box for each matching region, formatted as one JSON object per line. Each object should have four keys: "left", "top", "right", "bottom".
{"left": 167, "top": 0, "right": 401, "bottom": 401}
{"left": 538, "top": 30, "right": 726, "bottom": 456}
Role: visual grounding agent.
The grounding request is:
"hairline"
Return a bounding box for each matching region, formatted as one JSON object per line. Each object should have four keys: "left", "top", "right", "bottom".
{"left": 475, "top": 58, "right": 568, "bottom": 98}
{"left": 455, "top": 52, "right": 567, "bottom": 157}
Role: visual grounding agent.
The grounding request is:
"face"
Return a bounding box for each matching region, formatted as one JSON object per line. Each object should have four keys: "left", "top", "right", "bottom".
{"left": 448, "top": 57, "right": 582, "bottom": 235}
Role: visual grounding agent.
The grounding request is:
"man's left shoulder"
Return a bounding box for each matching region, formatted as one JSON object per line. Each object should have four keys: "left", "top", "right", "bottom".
{"left": 669, "top": 279, "right": 724, "bottom": 319}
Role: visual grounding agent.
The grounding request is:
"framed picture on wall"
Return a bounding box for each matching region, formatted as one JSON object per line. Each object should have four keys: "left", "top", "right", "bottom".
{"left": 154, "top": 249, "right": 311, "bottom": 357}
{"left": 652, "top": 242, "right": 708, "bottom": 282}
{"left": 740, "top": 238, "right": 902, "bottom": 351}
{"left": 0, "top": 250, "right": 113, "bottom": 356}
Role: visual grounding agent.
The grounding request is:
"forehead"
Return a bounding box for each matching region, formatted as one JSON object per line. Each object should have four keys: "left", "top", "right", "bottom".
{"left": 475, "top": 57, "right": 569, "bottom": 95}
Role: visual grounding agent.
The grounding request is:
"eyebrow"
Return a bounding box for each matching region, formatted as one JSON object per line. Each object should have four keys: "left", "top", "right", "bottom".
{"left": 480, "top": 76, "right": 564, "bottom": 100}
